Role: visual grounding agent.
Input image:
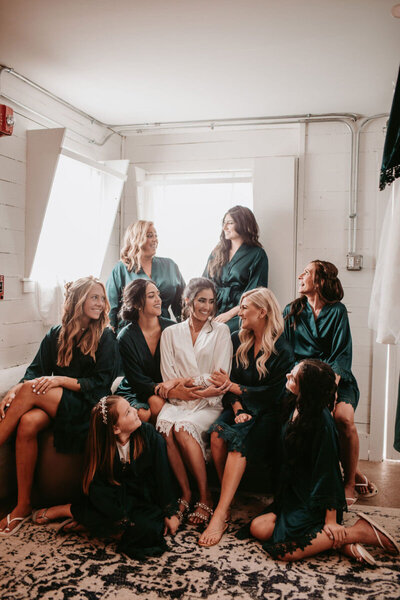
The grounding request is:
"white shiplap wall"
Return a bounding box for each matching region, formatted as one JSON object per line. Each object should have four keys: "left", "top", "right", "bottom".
{"left": 0, "top": 76, "right": 122, "bottom": 392}
{"left": 123, "top": 120, "right": 386, "bottom": 458}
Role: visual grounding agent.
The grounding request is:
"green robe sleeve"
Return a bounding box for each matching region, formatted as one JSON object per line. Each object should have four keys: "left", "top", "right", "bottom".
{"left": 241, "top": 248, "right": 269, "bottom": 295}
{"left": 106, "top": 263, "right": 123, "bottom": 331}
{"left": 308, "top": 411, "right": 346, "bottom": 512}
{"left": 326, "top": 306, "right": 353, "bottom": 380}
{"left": 20, "top": 327, "right": 57, "bottom": 381}
{"left": 76, "top": 328, "right": 118, "bottom": 401}
{"left": 145, "top": 424, "right": 177, "bottom": 518}
{"left": 118, "top": 332, "right": 157, "bottom": 401}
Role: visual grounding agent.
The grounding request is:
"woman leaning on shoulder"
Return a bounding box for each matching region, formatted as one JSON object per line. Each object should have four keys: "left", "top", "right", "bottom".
{"left": 107, "top": 220, "right": 185, "bottom": 333}
{"left": 203, "top": 205, "right": 269, "bottom": 333}
{"left": 0, "top": 276, "right": 117, "bottom": 537}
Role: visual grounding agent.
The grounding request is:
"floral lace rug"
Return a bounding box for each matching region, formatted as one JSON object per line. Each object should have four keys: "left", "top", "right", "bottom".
{"left": 0, "top": 497, "right": 399, "bottom": 600}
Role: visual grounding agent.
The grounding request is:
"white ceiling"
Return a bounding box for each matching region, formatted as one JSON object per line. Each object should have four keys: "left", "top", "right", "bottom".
{"left": 0, "top": 0, "right": 399, "bottom": 124}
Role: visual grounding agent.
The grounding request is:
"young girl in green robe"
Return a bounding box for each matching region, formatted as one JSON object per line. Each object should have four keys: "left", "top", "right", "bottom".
{"left": 203, "top": 205, "right": 269, "bottom": 333}
{"left": 32, "top": 395, "right": 181, "bottom": 560}
{"left": 243, "top": 359, "right": 399, "bottom": 564}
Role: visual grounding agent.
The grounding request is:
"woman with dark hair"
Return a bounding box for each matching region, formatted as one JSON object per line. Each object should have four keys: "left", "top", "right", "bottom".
{"left": 198, "top": 287, "right": 294, "bottom": 547}
{"left": 0, "top": 277, "right": 117, "bottom": 536}
{"left": 116, "top": 279, "right": 175, "bottom": 424}
{"left": 156, "top": 277, "right": 232, "bottom": 526}
{"left": 107, "top": 220, "right": 185, "bottom": 332}
{"left": 283, "top": 260, "right": 377, "bottom": 506}
{"left": 242, "top": 360, "right": 398, "bottom": 564}
{"left": 203, "top": 206, "right": 269, "bottom": 333}
{"left": 32, "top": 395, "right": 181, "bottom": 559}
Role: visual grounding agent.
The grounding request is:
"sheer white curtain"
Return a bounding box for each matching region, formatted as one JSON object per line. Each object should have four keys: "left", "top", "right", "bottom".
{"left": 368, "top": 180, "right": 400, "bottom": 344}
{"left": 135, "top": 171, "right": 253, "bottom": 282}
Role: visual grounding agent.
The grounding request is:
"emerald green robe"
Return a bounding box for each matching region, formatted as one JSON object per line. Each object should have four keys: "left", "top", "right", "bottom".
{"left": 203, "top": 244, "right": 269, "bottom": 333}
{"left": 21, "top": 326, "right": 117, "bottom": 453}
{"left": 259, "top": 408, "right": 346, "bottom": 558}
{"left": 283, "top": 301, "right": 359, "bottom": 409}
{"left": 71, "top": 423, "right": 177, "bottom": 560}
{"left": 117, "top": 317, "right": 175, "bottom": 410}
{"left": 106, "top": 257, "right": 185, "bottom": 332}
{"left": 209, "top": 332, "right": 294, "bottom": 464}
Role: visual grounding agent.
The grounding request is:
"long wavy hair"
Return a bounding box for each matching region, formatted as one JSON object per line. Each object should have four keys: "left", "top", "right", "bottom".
{"left": 207, "top": 206, "right": 262, "bottom": 279}
{"left": 285, "top": 260, "right": 344, "bottom": 328}
{"left": 57, "top": 277, "right": 110, "bottom": 367}
{"left": 181, "top": 277, "right": 217, "bottom": 324}
{"left": 282, "top": 359, "right": 337, "bottom": 467}
{"left": 236, "top": 287, "right": 283, "bottom": 379}
{"left": 82, "top": 395, "right": 145, "bottom": 494}
{"left": 120, "top": 220, "right": 155, "bottom": 273}
{"left": 119, "top": 278, "right": 158, "bottom": 323}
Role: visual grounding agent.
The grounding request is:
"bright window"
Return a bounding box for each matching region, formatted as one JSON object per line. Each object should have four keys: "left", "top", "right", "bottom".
{"left": 138, "top": 171, "right": 253, "bottom": 282}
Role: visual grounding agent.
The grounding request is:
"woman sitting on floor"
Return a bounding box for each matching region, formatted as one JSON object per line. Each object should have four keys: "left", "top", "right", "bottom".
{"left": 283, "top": 260, "right": 377, "bottom": 505}
{"left": 32, "top": 395, "right": 181, "bottom": 560}
{"left": 0, "top": 277, "right": 117, "bottom": 536}
{"left": 243, "top": 359, "right": 399, "bottom": 564}
{"left": 116, "top": 279, "right": 175, "bottom": 424}
{"left": 156, "top": 277, "right": 232, "bottom": 526}
{"left": 199, "top": 287, "right": 294, "bottom": 547}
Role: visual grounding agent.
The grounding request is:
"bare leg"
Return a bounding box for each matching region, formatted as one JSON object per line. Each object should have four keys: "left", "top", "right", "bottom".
{"left": 162, "top": 429, "right": 192, "bottom": 509}
{"left": 0, "top": 381, "right": 62, "bottom": 446}
{"left": 33, "top": 504, "right": 72, "bottom": 524}
{"left": 174, "top": 429, "right": 213, "bottom": 524}
{"left": 210, "top": 431, "right": 228, "bottom": 483}
{"left": 199, "top": 451, "right": 246, "bottom": 545}
{"left": 0, "top": 409, "right": 50, "bottom": 533}
{"left": 334, "top": 402, "right": 359, "bottom": 502}
{"left": 148, "top": 395, "right": 165, "bottom": 425}
{"left": 250, "top": 512, "right": 277, "bottom": 541}
{"left": 137, "top": 408, "right": 151, "bottom": 423}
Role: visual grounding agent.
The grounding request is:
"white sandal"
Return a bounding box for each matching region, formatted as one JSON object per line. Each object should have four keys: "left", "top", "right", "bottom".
{"left": 357, "top": 512, "right": 399, "bottom": 555}
{"left": 0, "top": 513, "right": 31, "bottom": 537}
{"left": 349, "top": 543, "right": 376, "bottom": 566}
{"left": 355, "top": 476, "right": 378, "bottom": 498}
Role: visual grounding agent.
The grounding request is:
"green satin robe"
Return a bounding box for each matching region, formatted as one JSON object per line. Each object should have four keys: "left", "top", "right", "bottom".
{"left": 21, "top": 326, "right": 118, "bottom": 453}
{"left": 238, "top": 408, "right": 346, "bottom": 558}
{"left": 71, "top": 423, "right": 177, "bottom": 560}
{"left": 283, "top": 301, "right": 359, "bottom": 409}
{"left": 106, "top": 257, "right": 185, "bottom": 332}
{"left": 209, "top": 332, "right": 294, "bottom": 463}
{"left": 116, "top": 317, "right": 175, "bottom": 410}
{"left": 203, "top": 244, "right": 269, "bottom": 332}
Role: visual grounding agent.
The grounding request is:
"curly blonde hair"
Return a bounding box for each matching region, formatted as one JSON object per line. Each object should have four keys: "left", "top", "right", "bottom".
{"left": 236, "top": 287, "right": 283, "bottom": 379}
{"left": 120, "top": 220, "right": 154, "bottom": 273}
{"left": 57, "top": 276, "right": 110, "bottom": 367}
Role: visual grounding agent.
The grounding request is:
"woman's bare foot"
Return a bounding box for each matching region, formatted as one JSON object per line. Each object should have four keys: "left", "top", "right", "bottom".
{"left": 0, "top": 504, "right": 31, "bottom": 534}
{"left": 32, "top": 504, "right": 71, "bottom": 525}
{"left": 198, "top": 508, "right": 229, "bottom": 546}
{"left": 355, "top": 474, "right": 378, "bottom": 497}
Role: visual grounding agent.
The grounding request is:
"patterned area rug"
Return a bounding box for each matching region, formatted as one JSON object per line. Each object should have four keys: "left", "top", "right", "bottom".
{"left": 0, "top": 497, "right": 399, "bottom": 600}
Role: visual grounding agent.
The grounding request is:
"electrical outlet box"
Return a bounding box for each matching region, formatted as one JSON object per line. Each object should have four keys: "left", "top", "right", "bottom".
{"left": 346, "top": 254, "right": 363, "bottom": 271}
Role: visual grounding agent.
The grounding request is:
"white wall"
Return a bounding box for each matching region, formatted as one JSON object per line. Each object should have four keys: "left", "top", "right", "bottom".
{"left": 123, "top": 119, "right": 387, "bottom": 459}
{"left": 0, "top": 75, "right": 122, "bottom": 392}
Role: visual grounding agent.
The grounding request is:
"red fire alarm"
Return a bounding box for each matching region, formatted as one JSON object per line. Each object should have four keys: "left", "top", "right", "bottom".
{"left": 0, "top": 275, "right": 4, "bottom": 300}
{"left": 0, "top": 105, "right": 14, "bottom": 136}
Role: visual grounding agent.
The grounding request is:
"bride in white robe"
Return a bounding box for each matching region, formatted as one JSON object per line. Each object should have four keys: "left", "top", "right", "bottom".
{"left": 156, "top": 277, "right": 232, "bottom": 525}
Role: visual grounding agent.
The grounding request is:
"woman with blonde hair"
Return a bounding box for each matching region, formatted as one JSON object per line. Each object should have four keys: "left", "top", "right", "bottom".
{"left": 198, "top": 287, "right": 294, "bottom": 547}
{"left": 203, "top": 206, "right": 269, "bottom": 332}
{"left": 0, "top": 277, "right": 117, "bottom": 536}
{"left": 107, "top": 220, "right": 185, "bottom": 332}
